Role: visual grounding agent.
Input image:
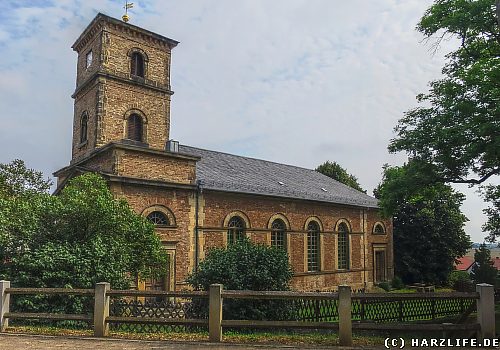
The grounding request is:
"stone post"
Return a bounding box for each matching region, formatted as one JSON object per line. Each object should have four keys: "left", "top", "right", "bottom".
{"left": 209, "top": 284, "right": 223, "bottom": 342}
{"left": 338, "top": 285, "right": 352, "bottom": 346}
{"left": 94, "top": 282, "right": 110, "bottom": 337}
{"left": 476, "top": 283, "right": 494, "bottom": 340}
{"left": 0, "top": 281, "right": 10, "bottom": 332}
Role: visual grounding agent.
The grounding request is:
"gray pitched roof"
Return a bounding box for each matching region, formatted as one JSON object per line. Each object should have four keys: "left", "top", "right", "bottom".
{"left": 178, "top": 145, "right": 379, "bottom": 208}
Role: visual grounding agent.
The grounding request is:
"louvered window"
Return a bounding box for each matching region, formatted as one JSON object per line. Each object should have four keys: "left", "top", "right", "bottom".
{"left": 127, "top": 114, "right": 143, "bottom": 142}
{"left": 131, "top": 52, "right": 144, "bottom": 78}
{"left": 80, "top": 113, "right": 88, "bottom": 143}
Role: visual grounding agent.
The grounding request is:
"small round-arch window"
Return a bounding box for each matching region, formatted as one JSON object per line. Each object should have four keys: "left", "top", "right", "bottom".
{"left": 147, "top": 211, "right": 170, "bottom": 226}
{"left": 374, "top": 223, "right": 385, "bottom": 234}
{"left": 131, "top": 52, "right": 145, "bottom": 78}
{"left": 80, "top": 113, "right": 88, "bottom": 143}
{"left": 127, "top": 114, "right": 143, "bottom": 142}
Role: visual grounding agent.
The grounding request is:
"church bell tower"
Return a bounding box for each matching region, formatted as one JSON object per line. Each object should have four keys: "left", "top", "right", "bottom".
{"left": 70, "top": 13, "right": 179, "bottom": 162}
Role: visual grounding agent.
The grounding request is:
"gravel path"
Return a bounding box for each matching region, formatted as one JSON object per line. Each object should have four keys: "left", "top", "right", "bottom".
{"left": 0, "top": 333, "right": 348, "bottom": 350}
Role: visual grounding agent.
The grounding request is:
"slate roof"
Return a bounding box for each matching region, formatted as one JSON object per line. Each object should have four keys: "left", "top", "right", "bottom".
{"left": 178, "top": 145, "right": 379, "bottom": 208}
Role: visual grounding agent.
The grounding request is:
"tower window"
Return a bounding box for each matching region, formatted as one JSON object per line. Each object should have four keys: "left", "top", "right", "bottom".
{"left": 131, "top": 52, "right": 145, "bottom": 78}
{"left": 127, "top": 114, "right": 143, "bottom": 142}
{"left": 86, "top": 50, "right": 92, "bottom": 69}
{"left": 338, "top": 222, "right": 350, "bottom": 269}
{"left": 307, "top": 221, "right": 320, "bottom": 272}
{"left": 227, "top": 216, "right": 245, "bottom": 245}
{"left": 271, "top": 219, "right": 286, "bottom": 250}
{"left": 80, "top": 113, "right": 88, "bottom": 143}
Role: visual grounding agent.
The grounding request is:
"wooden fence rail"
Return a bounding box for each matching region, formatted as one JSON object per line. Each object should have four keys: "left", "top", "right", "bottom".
{"left": 0, "top": 280, "right": 495, "bottom": 346}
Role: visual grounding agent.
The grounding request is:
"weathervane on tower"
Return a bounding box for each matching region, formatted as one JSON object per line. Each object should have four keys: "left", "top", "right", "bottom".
{"left": 122, "top": 1, "right": 134, "bottom": 22}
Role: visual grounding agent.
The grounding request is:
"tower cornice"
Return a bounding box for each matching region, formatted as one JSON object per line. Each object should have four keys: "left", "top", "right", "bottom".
{"left": 72, "top": 70, "right": 174, "bottom": 99}
{"left": 72, "top": 12, "right": 179, "bottom": 53}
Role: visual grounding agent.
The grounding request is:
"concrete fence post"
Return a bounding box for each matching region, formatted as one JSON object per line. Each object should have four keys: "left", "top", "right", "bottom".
{"left": 209, "top": 284, "right": 223, "bottom": 342}
{"left": 476, "top": 283, "right": 495, "bottom": 340}
{"left": 338, "top": 285, "right": 352, "bottom": 347}
{"left": 94, "top": 282, "right": 110, "bottom": 337}
{"left": 0, "top": 281, "right": 10, "bottom": 332}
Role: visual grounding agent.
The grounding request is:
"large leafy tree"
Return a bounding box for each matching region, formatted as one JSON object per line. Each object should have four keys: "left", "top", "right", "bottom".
{"left": 389, "top": 0, "right": 500, "bottom": 186}
{"left": 0, "top": 160, "right": 168, "bottom": 314}
{"left": 389, "top": 0, "right": 500, "bottom": 242}
{"left": 375, "top": 163, "right": 471, "bottom": 284}
{"left": 316, "top": 161, "right": 366, "bottom": 193}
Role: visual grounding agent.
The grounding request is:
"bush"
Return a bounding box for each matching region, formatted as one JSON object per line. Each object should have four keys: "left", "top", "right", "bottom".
{"left": 391, "top": 276, "right": 405, "bottom": 290}
{"left": 448, "top": 271, "right": 474, "bottom": 292}
{"left": 378, "top": 282, "right": 391, "bottom": 292}
{"left": 187, "top": 238, "right": 294, "bottom": 320}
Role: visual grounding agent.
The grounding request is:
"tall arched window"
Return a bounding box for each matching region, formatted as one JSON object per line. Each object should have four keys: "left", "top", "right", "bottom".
{"left": 307, "top": 221, "right": 320, "bottom": 272}
{"left": 131, "top": 52, "right": 145, "bottom": 78}
{"left": 227, "top": 216, "right": 245, "bottom": 244}
{"left": 338, "top": 222, "right": 350, "bottom": 269}
{"left": 271, "top": 219, "right": 286, "bottom": 250}
{"left": 127, "top": 114, "right": 143, "bottom": 142}
{"left": 80, "top": 113, "right": 88, "bottom": 143}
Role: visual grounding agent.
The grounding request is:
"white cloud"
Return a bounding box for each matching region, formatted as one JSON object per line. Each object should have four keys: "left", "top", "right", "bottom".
{"left": 0, "top": 0, "right": 491, "bottom": 242}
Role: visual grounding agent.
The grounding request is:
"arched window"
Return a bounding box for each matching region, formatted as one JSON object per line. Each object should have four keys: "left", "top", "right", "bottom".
{"left": 227, "top": 216, "right": 245, "bottom": 244}
{"left": 80, "top": 113, "right": 88, "bottom": 143}
{"left": 307, "top": 221, "right": 320, "bottom": 272}
{"left": 338, "top": 222, "right": 350, "bottom": 269}
{"left": 373, "top": 223, "right": 385, "bottom": 234}
{"left": 127, "top": 114, "right": 143, "bottom": 142}
{"left": 131, "top": 52, "right": 145, "bottom": 78}
{"left": 146, "top": 211, "right": 170, "bottom": 226}
{"left": 271, "top": 219, "right": 286, "bottom": 250}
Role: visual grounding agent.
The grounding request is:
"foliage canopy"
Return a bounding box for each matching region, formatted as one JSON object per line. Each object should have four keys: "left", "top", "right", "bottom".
{"left": 375, "top": 163, "right": 471, "bottom": 284}
{"left": 471, "top": 243, "right": 498, "bottom": 285}
{"left": 389, "top": 0, "right": 500, "bottom": 186}
{"left": 316, "top": 161, "right": 366, "bottom": 193}
{"left": 0, "top": 161, "right": 168, "bottom": 315}
{"left": 187, "top": 238, "right": 294, "bottom": 320}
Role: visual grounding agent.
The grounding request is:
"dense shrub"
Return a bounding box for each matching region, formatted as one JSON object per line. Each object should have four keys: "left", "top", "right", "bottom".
{"left": 447, "top": 271, "right": 474, "bottom": 292}
{"left": 378, "top": 282, "right": 391, "bottom": 292}
{"left": 187, "top": 238, "right": 294, "bottom": 321}
{"left": 391, "top": 276, "right": 405, "bottom": 290}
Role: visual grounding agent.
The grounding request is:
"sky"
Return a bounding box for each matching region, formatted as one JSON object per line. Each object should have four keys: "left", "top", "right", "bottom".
{"left": 0, "top": 0, "right": 493, "bottom": 243}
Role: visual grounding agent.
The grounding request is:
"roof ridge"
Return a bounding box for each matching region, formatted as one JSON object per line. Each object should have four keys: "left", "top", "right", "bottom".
{"left": 180, "top": 144, "right": 328, "bottom": 174}
{"left": 179, "top": 144, "right": 373, "bottom": 197}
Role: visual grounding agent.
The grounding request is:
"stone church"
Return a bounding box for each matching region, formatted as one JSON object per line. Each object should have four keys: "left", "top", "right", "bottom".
{"left": 54, "top": 13, "right": 393, "bottom": 292}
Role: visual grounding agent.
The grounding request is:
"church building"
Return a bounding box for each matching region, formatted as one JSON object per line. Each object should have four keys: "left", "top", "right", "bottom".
{"left": 54, "top": 13, "right": 393, "bottom": 292}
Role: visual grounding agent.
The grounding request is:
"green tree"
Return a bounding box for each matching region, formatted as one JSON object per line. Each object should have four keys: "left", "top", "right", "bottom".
{"left": 375, "top": 163, "right": 471, "bottom": 284}
{"left": 389, "top": 0, "right": 500, "bottom": 186}
{"left": 482, "top": 184, "right": 500, "bottom": 242}
{"left": 0, "top": 161, "right": 168, "bottom": 314}
{"left": 0, "top": 160, "right": 52, "bottom": 281}
{"left": 316, "top": 161, "right": 366, "bottom": 193}
{"left": 187, "top": 239, "right": 294, "bottom": 320}
{"left": 471, "top": 243, "right": 498, "bottom": 285}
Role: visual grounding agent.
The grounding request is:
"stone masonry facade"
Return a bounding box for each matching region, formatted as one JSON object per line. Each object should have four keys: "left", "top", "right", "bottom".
{"left": 54, "top": 13, "right": 393, "bottom": 292}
